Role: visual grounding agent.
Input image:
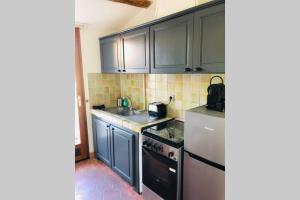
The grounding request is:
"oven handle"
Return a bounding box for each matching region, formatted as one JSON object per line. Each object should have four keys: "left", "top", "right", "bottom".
{"left": 142, "top": 146, "right": 178, "bottom": 165}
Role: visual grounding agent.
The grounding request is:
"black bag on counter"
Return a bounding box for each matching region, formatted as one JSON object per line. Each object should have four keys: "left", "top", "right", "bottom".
{"left": 206, "top": 76, "right": 225, "bottom": 112}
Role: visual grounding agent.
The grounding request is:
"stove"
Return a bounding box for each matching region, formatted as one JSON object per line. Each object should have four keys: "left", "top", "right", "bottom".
{"left": 142, "top": 120, "right": 184, "bottom": 200}
{"left": 143, "top": 120, "right": 184, "bottom": 148}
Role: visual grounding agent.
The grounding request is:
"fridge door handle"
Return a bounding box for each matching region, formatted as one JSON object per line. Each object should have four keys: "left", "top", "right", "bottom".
{"left": 185, "top": 150, "right": 225, "bottom": 171}
{"left": 204, "top": 126, "right": 215, "bottom": 131}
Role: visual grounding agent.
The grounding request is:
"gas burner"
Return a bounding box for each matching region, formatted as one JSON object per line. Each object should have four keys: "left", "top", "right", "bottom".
{"left": 143, "top": 120, "right": 184, "bottom": 148}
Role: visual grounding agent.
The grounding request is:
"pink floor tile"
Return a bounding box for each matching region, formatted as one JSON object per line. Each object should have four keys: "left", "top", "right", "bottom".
{"left": 75, "top": 158, "right": 143, "bottom": 200}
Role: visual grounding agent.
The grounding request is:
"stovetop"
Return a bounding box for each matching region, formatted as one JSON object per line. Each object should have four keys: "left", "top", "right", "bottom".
{"left": 143, "top": 120, "right": 184, "bottom": 148}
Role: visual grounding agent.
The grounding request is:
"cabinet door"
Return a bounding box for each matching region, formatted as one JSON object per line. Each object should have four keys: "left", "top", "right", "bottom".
{"left": 120, "top": 28, "right": 150, "bottom": 73}
{"left": 150, "top": 13, "right": 194, "bottom": 73}
{"left": 99, "top": 36, "right": 121, "bottom": 73}
{"left": 110, "top": 126, "right": 134, "bottom": 185}
{"left": 93, "top": 117, "right": 111, "bottom": 166}
{"left": 193, "top": 4, "right": 225, "bottom": 73}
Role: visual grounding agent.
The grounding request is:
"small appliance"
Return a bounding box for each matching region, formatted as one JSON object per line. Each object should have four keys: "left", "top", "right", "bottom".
{"left": 148, "top": 102, "right": 167, "bottom": 118}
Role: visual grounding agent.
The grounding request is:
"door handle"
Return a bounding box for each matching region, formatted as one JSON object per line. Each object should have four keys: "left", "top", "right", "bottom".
{"left": 77, "top": 96, "right": 82, "bottom": 107}
{"left": 185, "top": 150, "right": 225, "bottom": 171}
{"left": 204, "top": 126, "right": 215, "bottom": 131}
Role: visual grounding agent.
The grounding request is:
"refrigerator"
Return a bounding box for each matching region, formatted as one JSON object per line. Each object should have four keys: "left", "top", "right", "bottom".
{"left": 183, "top": 106, "right": 225, "bottom": 200}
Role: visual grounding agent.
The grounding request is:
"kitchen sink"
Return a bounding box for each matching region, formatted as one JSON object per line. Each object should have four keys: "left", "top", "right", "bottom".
{"left": 105, "top": 107, "right": 142, "bottom": 117}
{"left": 105, "top": 107, "right": 159, "bottom": 124}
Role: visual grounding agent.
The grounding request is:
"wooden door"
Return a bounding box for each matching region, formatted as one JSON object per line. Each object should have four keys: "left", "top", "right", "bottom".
{"left": 150, "top": 13, "right": 194, "bottom": 73}
{"left": 75, "top": 27, "right": 89, "bottom": 162}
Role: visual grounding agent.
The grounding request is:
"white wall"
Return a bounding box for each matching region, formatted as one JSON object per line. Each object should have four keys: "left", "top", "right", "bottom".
{"left": 79, "top": 25, "right": 118, "bottom": 153}
{"left": 79, "top": 0, "right": 213, "bottom": 153}
{"left": 121, "top": 0, "right": 212, "bottom": 30}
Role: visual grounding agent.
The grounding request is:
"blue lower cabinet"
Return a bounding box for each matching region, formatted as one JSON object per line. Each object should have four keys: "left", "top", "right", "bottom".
{"left": 92, "top": 115, "right": 136, "bottom": 186}
{"left": 92, "top": 117, "right": 111, "bottom": 166}
{"left": 110, "top": 126, "right": 135, "bottom": 185}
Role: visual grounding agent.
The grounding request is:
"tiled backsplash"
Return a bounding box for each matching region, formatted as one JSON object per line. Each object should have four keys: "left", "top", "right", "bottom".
{"left": 88, "top": 73, "right": 224, "bottom": 120}
{"left": 88, "top": 73, "right": 121, "bottom": 108}
{"left": 120, "top": 74, "right": 146, "bottom": 110}
{"left": 145, "top": 74, "right": 225, "bottom": 120}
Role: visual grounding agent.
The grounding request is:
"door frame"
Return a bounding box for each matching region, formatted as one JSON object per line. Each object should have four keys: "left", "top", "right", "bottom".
{"left": 75, "top": 27, "right": 89, "bottom": 162}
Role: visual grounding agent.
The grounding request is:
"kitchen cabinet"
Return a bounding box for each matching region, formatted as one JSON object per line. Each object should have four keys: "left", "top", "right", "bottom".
{"left": 110, "top": 126, "right": 135, "bottom": 184}
{"left": 193, "top": 4, "right": 225, "bottom": 73}
{"left": 92, "top": 116, "right": 136, "bottom": 186}
{"left": 99, "top": 1, "right": 225, "bottom": 74}
{"left": 120, "top": 28, "right": 150, "bottom": 73}
{"left": 99, "top": 36, "right": 121, "bottom": 73}
{"left": 150, "top": 14, "right": 194, "bottom": 73}
{"left": 92, "top": 117, "right": 111, "bottom": 166}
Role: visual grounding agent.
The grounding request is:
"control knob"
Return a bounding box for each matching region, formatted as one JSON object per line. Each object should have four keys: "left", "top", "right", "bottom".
{"left": 168, "top": 151, "right": 174, "bottom": 158}
{"left": 143, "top": 140, "right": 148, "bottom": 146}
{"left": 146, "top": 141, "right": 152, "bottom": 148}
{"left": 158, "top": 145, "right": 163, "bottom": 152}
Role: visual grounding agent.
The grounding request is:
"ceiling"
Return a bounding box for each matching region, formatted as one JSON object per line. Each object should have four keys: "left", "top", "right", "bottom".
{"left": 75, "top": 0, "right": 142, "bottom": 31}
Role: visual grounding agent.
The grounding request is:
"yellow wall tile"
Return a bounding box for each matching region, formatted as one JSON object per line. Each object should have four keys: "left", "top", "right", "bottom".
{"left": 88, "top": 72, "right": 225, "bottom": 121}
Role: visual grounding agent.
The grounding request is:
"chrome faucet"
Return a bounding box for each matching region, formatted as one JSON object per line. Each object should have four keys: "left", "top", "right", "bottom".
{"left": 124, "top": 96, "right": 133, "bottom": 110}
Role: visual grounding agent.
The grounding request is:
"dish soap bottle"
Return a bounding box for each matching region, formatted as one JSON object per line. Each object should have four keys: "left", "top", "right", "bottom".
{"left": 122, "top": 97, "right": 129, "bottom": 108}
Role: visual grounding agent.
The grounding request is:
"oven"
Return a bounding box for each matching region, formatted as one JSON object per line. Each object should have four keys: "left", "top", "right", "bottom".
{"left": 142, "top": 134, "right": 183, "bottom": 200}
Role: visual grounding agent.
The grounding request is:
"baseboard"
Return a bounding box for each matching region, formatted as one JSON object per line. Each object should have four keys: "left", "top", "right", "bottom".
{"left": 89, "top": 152, "right": 95, "bottom": 159}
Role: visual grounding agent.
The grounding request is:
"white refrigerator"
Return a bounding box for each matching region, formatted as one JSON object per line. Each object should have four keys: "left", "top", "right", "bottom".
{"left": 183, "top": 106, "right": 225, "bottom": 200}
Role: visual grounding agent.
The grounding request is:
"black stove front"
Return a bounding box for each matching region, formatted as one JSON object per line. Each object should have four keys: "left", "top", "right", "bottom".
{"left": 142, "top": 127, "right": 183, "bottom": 200}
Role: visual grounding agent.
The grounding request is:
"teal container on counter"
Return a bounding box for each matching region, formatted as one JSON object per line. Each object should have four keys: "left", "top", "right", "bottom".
{"left": 122, "top": 98, "right": 129, "bottom": 107}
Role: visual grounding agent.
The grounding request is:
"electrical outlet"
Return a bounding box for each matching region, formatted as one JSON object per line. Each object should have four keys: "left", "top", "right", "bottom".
{"left": 169, "top": 95, "right": 175, "bottom": 102}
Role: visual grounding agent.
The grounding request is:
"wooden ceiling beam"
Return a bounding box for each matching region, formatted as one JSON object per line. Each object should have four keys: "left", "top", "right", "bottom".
{"left": 109, "top": 0, "right": 152, "bottom": 8}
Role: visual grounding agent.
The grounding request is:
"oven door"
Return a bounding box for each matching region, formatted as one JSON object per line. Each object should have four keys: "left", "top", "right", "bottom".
{"left": 142, "top": 146, "right": 177, "bottom": 200}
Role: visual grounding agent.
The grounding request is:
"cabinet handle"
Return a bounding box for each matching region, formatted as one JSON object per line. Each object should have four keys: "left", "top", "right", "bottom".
{"left": 106, "top": 125, "right": 110, "bottom": 128}
{"left": 185, "top": 67, "right": 192, "bottom": 72}
{"left": 122, "top": 69, "right": 126, "bottom": 72}
{"left": 111, "top": 127, "right": 114, "bottom": 131}
{"left": 195, "top": 67, "right": 203, "bottom": 71}
{"left": 117, "top": 69, "right": 121, "bottom": 72}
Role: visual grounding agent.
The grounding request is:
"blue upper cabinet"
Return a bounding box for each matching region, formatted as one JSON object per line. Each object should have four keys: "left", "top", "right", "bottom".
{"left": 99, "top": 1, "right": 225, "bottom": 74}
{"left": 193, "top": 4, "right": 225, "bottom": 73}
{"left": 99, "top": 36, "right": 122, "bottom": 73}
{"left": 150, "top": 14, "right": 194, "bottom": 73}
{"left": 120, "top": 27, "right": 150, "bottom": 73}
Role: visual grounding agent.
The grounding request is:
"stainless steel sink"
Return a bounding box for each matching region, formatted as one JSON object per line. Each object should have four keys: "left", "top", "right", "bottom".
{"left": 105, "top": 107, "right": 142, "bottom": 117}
{"left": 104, "top": 107, "right": 159, "bottom": 124}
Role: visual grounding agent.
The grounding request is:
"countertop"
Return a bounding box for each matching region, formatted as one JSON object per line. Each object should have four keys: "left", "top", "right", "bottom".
{"left": 91, "top": 109, "right": 173, "bottom": 133}
{"left": 187, "top": 105, "right": 225, "bottom": 118}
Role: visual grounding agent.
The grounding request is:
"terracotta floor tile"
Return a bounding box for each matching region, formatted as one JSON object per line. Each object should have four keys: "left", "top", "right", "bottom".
{"left": 75, "top": 158, "right": 143, "bottom": 200}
